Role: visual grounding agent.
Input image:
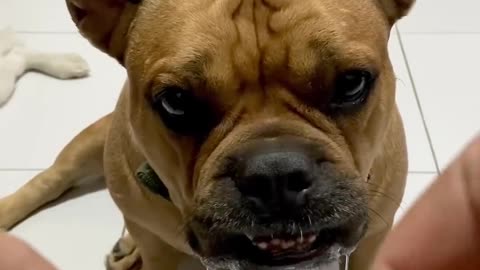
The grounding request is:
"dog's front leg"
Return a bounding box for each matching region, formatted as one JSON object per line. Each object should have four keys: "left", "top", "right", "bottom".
{"left": 348, "top": 225, "right": 391, "bottom": 270}
{"left": 0, "top": 115, "right": 110, "bottom": 230}
{"left": 106, "top": 233, "right": 142, "bottom": 270}
{"left": 124, "top": 220, "right": 195, "bottom": 270}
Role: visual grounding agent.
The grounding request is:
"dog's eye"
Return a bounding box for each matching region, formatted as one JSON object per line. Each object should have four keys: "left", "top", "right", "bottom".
{"left": 331, "top": 70, "right": 375, "bottom": 110}
{"left": 151, "top": 86, "right": 207, "bottom": 135}
{"left": 158, "top": 88, "right": 189, "bottom": 116}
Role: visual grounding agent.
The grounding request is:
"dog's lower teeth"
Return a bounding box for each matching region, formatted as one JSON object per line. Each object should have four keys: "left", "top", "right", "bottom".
{"left": 257, "top": 242, "right": 268, "bottom": 250}
{"left": 250, "top": 233, "right": 318, "bottom": 252}
{"left": 283, "top": 241, "right": 295, "bottom": 249}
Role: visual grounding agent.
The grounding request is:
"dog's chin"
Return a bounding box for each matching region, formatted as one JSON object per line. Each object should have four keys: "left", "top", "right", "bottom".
{"left": 200, "top": 255, "right": 343, "bottom": 270}
{"left": 196, "top": 236, "right": 354, "bottom": 270}
{"left": 189, "top": 225, "right": 363, "bottom": 270}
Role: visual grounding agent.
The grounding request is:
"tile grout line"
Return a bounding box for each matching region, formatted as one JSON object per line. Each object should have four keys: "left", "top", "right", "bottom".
{"left": 395, "top": 26, "right": 441, "bottom": 175}
{"left": 400, "top": 31, "right": 480, "bottom": 35}
{"left": 408, "top": 171, "right": 438, "bottom": 174}
{"left": 14, "top": 31, "right": 79, "bottom": 35}
{"left": 0, "top": 168, "right": 45, "bottom": 171}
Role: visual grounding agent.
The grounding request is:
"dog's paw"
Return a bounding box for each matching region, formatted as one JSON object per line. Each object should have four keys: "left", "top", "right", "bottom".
{"left": 106, "top": 234, "right": 142, "bottom": 270}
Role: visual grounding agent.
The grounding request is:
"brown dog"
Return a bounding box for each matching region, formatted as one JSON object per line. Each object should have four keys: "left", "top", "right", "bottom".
{"left": 0, "top": 0, "right": 415, "bottom": 269}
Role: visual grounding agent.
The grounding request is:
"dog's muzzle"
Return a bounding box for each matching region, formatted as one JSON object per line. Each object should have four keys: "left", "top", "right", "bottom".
{"left": 186, "top": 136, "right": 369, "bottom": 269}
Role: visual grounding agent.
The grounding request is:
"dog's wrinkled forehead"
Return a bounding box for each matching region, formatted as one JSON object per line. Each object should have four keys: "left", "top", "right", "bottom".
{"left": 66, "top": 0, "right": 413, "bottom": 67}
{"left": 125, "top": 0, "right": 389, "bottom": 94}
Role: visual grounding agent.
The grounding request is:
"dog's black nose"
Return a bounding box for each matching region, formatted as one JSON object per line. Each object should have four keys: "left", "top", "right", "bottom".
{"left": 234, "top": 138, "right": 315, "bottom": 216}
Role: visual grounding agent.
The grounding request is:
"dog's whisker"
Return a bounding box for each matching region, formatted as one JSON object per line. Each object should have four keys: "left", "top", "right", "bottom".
{"left": 367, "top": 193, "right": 402, "bottom": 209}
{"left": 367, "top": 207, "right": 389, "bottom": 227}
{"left": 367, "top": 188, "right": 402, "bottom": 208}
{"left": 365, "top": 181, "right": 403, "bottom": 207}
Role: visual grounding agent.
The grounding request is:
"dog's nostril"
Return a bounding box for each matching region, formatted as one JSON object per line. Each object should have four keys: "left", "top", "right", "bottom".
{"left": 234, "top": 147, "right": 315, "bottom": 215}
{"left": 285, "top": 170, "right": 312, "bottom": 193}
{"left": 238, "top": 174, "right": 273, "bottom": 200}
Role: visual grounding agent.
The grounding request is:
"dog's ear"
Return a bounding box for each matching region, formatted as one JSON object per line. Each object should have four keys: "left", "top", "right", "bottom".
{"left": 66, "top": 0, "right": 141, "bottom": 63}
{"left": 377, "top": 0, "right": 415, "bottom": 24}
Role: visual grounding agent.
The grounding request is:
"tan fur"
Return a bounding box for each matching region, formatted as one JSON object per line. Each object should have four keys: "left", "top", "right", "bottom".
{"left": 106, "top": 233, "right": 142, "bottom": 270}
{"left": 0, "top": 0, "right": 415, "bottom": 269}
{"left": 0, "top": 115, "right": 109, "bottom": 229}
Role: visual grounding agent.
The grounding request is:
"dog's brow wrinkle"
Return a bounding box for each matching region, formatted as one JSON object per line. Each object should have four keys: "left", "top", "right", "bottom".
{"left": 261, "top": 0, "right": 285, "bottom": 10}
{"left": 225, "top": 0, "right": 263, "bottom": 85}
{"left": 231, "top": 0, "right": 243, "bottom": 19}
{"left": 180, "top": 55, "right": 209, "bottom": 80}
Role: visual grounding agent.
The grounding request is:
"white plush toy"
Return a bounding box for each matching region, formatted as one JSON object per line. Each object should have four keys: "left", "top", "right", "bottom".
{"left": 0, "top": 28, "right": 90, "bottom": 106}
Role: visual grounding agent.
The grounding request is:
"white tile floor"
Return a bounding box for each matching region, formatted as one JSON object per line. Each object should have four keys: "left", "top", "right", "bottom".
{"left": 1, "top": 1, "right": 479, "bottom": 270}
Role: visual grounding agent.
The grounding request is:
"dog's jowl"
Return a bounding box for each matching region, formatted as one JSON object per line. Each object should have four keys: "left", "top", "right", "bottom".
{"left": 0, "top": 0, "right": 415, "bottom": 269}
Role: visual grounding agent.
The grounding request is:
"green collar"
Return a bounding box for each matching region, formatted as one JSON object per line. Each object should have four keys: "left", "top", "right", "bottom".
{"left": 136, "top": 162, "right": 171, "bottom": 201}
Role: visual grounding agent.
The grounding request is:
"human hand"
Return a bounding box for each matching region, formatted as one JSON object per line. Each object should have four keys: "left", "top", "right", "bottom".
{"left": 0, "top": 232, "right": 57, "bottom": 270}
{"left": 373, "top": 135, "right": 480, "bottom": 270}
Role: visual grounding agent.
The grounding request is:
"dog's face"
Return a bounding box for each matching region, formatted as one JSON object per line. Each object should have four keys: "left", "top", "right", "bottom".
{"left": 68, "top": 0, "right": 413, "bottom": 268}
